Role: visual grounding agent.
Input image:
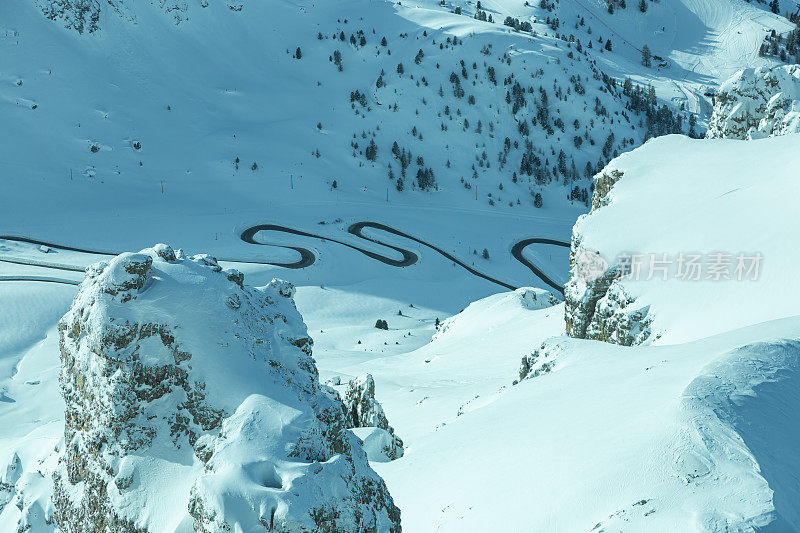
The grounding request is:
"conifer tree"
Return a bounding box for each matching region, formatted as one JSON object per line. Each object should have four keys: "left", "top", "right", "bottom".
{"left": 641, "top": 45, "right": 652, "bottom": 67}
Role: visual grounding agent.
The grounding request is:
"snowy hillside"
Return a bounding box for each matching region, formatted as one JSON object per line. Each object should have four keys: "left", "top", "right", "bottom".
{"left": 1, "top": 0, "right": 791, "bottom": 286}
{"left": 2, "top": 0, "right": 800, "bottom": 530}
{"left": 2, "top": 0, "right": 791, "bottom": 293}
{"left": 4, "top": 0, "right": 685, "bottom": 222}
{"left": 354, "top": 133, "right": 800, "bottom": 531}
{"left": 3, "top": 0, "right": 789, "bottom": 233}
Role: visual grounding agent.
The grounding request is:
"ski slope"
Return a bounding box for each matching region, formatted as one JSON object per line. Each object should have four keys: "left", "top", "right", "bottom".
{"left": 475, "top": 0, "right": 794, "bottom": 115}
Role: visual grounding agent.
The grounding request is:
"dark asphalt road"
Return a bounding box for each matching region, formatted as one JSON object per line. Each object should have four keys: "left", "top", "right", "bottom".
{"left": 240, "top": 222, "right": 569, "bottom": 293}
{"left": 0, "top": 224, "right": 570, "bottom": 294}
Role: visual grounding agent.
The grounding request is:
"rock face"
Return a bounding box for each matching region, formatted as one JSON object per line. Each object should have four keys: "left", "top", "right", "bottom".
{"left": 517, "top": 341, "right": 561, "bottom": 383}
{"left": 53, "top": 244, "right": 400, "bottom": 532}
{"left": 343, "top": 374, "right": 404, "bottom": 461}
{"left": 706, "top": 65, "right": 800, "bottom": 139}
{"left": 38, "top": 0, "right": 101, "bottom": 34}
{"left": 344, "top": 374, "right": 392, "bottom": 431}
{"left": 37, "top": 0, "right": 193, "bottom": 32}
{"left": 564, "top": 168, "right": 656, "bottom": 346}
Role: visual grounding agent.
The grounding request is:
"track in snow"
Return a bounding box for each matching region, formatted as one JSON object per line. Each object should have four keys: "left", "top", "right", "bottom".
{"left": 0, "top": 224, "right": 570, "bottom": 294}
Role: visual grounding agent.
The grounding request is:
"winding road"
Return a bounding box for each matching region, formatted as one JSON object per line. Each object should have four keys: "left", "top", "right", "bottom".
{"left": 0, "top": 223, "right": 570, "bottom": 294}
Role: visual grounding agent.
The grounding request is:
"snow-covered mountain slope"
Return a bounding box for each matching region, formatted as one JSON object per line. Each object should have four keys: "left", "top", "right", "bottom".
{"left": 1, "top": 0, "right": 799, "bottom": 531}
{"left": 554, "top": 0, "right": 792, "bottom": 80}
{"left": 489, "top": 0, "right": 794, "bottom": 113}
{"left": 2, "top": 0, "right": 783, "bottom": 243}
{"left": 7, "top": 0, "right": 668, "bottom": 214}
{"left": 565, "top": 133, "right": 800, "bottom": 345}
{"left": 4, "top": 264, "right": 799, "bottom": 531}
{"left": 707, "top": 64, "right": 800, "bottom": 138}
{"left": 1, "top": 0, "right": 790, "bottom": 294}
{"left": 294, "top": 251, "right": 800, "bottom": 532}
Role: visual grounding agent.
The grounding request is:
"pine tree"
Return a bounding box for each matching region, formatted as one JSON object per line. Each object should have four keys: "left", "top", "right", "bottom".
{"left": 641, "top": 45, "right": 652, "bottom": 67}
{"left": 295, "top": 47, "right": 302, "bottom": 59}
{"left": 638, "top": 0, "right": 647, "bottom": 13}
{"left": 584, "top": 161, "right": 594, "bottom": 179}
{"left": 365, "top": 139, "right": 378, "bottom": 161}
{"left": 602, "top": 132, "right": 615, "bottom": 159}
{"left": 623, "top": 77, "right": 633, "bottom": 95}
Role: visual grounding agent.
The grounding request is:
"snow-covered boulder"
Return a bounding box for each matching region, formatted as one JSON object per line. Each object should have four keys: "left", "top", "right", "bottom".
{"left": 564, "top": 134, "right": 800, "bottom": 345}
{"left": 53, "top": 244, "right": 400, "bottom": 531}
{"left": 706, "top": 65, "right": 800, "bottom": 139}
{"left": 350, "top": 427, "right": 404, "bottom": 463}
{"left": 343, "top": 374, "right": 404, "bottom": 461}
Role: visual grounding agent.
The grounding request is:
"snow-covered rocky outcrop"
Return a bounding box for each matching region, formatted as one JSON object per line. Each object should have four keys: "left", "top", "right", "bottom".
{"left": 52, "top": 244, "right": 400, "bottom": 531}
{"left": 36, "top": 0, "right": 193, "bottom": 32}
{"left": 564, "top": 134, "right": 800, "bottom": 346}
{"left": 435, "top": 287, "right": 559, "bottom": 342}
{"left": 706, "top": 65, "right": 800, "bottom": 139}
{"left": 37, "top": 0, "right": 102, "bottom": 34}
{"left": 343, "top": 374, "right": 404, "bottom": 462}
{"left": 345, "top": 374, "right": 393, "bottom": 431}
